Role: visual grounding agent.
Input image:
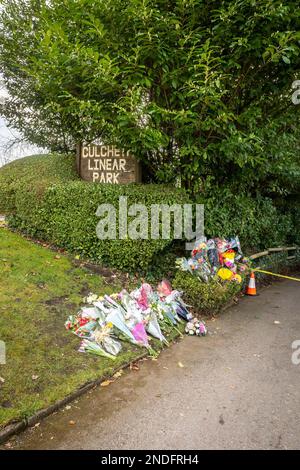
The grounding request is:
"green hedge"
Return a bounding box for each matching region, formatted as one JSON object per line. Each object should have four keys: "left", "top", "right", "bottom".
{"left": 173, "top": 250, "right": 300, "bottom": 315}
{"left": 287, "top": 202, "right": 300, "bottom": 246}
{"left": 0, "top": 154, "right": 190, "bottom": 270}
{"left": 1, "top": 153, "right": 299, "bottom": 272}
{"left": 0, "top": 153, "right": 79, "bottom": 214}
{"left": 251, "top": 250, "right": 300, "bottom": 283}
{"left": 8, "top": 181, "right": 191, "bottom": 271}
{"left": 196, "top": 189, "right": 295, "bottom": 250}
{"left": 173, "top": 271, "right": 243, "bottom": 315}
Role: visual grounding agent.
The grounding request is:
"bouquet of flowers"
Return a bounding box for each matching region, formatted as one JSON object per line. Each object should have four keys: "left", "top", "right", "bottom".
{"left": 78, "top": 339, "right": 117, "bottom": 360}
{"left": 91, "top": 323, "right": 122, "bottom": 356}
{"left": 65, "top": 310, "right": 99, "bottom": 338}
{"left": 65, "top": 278, "right": 208, "bottom": 361}
{"left": 177, "top": 235, "right": 249, "bottom": 284}
{"left": 185, "top": 318, "right": 207, "bottom": 336}
{"left": 157, "top": 280, "right": 193, "bottom": 322}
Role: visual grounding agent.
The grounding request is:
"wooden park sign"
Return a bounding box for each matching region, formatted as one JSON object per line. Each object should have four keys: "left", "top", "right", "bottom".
{"left": 76, "top": 144, "right": 141, "bottom": 184}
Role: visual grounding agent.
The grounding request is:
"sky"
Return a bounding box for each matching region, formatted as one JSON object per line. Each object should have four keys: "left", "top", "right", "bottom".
{"left": 0, "top": 82, "right": 45, "bottom": 167}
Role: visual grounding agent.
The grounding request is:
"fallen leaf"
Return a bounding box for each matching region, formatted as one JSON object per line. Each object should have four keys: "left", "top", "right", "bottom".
{"left": 178, "top": 362, "right": 184, "bottom": 368}
{"left": 65, "top": 405, "right": 71, "bottom": 411}
{"left": 0, "top": 377, "right": 5, "bottom": 384}
{"left": 113, "top": 370, "right": 124, "bottom": 379}
{"left": 32, "top": 375, "right": 39, "bottom": 381}
{"left": 100, "top": 380, "right": 113, "bottom": 387}
{"left": 69, "top": 420, "right": 76, "bottom": 426}
{"left": 4, "top": 442, "right": 12, "bottom": 449}
{"left": 130, "top": 363, "right": 140, "bottom": 371}
{"left": 33, "top": 422, "right": 40, "bottom": 428}
{"left": 54, "top": 255, "right": 61, "bottom": 260}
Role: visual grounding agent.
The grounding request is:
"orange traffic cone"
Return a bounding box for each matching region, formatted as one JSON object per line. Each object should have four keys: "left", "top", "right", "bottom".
{"left": 246, "top": 272, "right": 257, "bottom": 296}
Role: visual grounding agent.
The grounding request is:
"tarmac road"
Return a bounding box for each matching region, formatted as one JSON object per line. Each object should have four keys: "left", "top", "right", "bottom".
{"left": 6, "top": 279, "right": 300, "bottom": 450}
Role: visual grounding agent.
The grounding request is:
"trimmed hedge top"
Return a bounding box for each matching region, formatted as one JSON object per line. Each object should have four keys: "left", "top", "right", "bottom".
{"left": 1, "top": 153, "right": 191, "bottom": 270}
{"left": 0, "top": 153, "right": 79, "bottom": 213}
{"left": 1, "top": 153, "right": 298, "bottom": 271}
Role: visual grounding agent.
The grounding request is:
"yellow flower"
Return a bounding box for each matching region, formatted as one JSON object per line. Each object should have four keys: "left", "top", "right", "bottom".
{"left": 223, "top": 250, "right": 235, "bottom": 260}
{"left": 217, "top": 267, "right": 233, "bottom": 281}
{"left": 232, "top": 274, "right": 242, "bottom": 284}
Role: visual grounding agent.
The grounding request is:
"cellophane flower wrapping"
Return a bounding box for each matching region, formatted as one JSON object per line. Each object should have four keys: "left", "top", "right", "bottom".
{"left": 66, "top": 278, "right": 207, "bottom": 359}
{"left": 176, "top": 236, "right": 249, "bottom": 283}
{"left": 185, "top": 319, "right": 207, "bottom": 337}
{"left": 79, "top": 339, "right": 117, "bottom": 360}
{"left": 131, "top": 322, "right": 149, "bottom": 347}
{"left": 92, "top": 324, "right": 122, "bottom": 356}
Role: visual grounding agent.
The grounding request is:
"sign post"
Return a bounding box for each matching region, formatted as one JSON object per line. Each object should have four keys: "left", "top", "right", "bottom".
{"left": 76, "top": 144, "right": 141, "bottom": 184}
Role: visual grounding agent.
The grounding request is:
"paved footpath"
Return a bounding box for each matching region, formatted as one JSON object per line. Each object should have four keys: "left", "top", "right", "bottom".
{"left": 7, "top": 279, "right": 300, "bottom": 450}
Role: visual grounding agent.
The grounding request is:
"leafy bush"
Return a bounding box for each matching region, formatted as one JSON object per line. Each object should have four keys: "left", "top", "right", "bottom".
{"left": 1, "top": 1, "right": 300, "bottom": 198}
{"left": 251, "top": 250, "right": 300, "bottom": 284}
{"left": 0, "top": 153, "right": 78, "bottom": 213}
{"left": 286, "top": 202, "right": 300, "bottom": 246}
{"left": 174, "top": 249, "right": 300, "bottom": 315}
{"left": 7, "top": 179, "right": 191, "bottom": 271}
{"left": 197, "top": 189, "right": 294, "bottom": 251}
{"left": 1, "top": 153, "right": 298, "bottom": 272}
{"left": 173, "top": 271, "right": 242, "bottom": 315}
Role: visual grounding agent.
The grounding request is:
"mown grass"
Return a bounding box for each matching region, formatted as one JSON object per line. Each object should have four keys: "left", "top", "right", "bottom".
{"left": 0, "top": 228, "right": 157, "bottom": 429}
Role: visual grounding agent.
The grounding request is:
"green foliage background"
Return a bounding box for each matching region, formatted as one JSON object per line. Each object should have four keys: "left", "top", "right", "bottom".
{"left": 0, "top": 0, "right": 300, "bottom": 197}
{"left": 174, "top": 251, "right": 300, "bottom": 314}
{"left": 0, "top": 1, "right": 299, "bottom": 267}
{"left": 1, "top": 154, "right": 298, "bottom": 272}
{"left": 1, "top": 155, "right": 191, "bottom": 270}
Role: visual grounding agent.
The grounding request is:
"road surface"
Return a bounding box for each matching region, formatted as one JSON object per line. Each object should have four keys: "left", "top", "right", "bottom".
{"left": 5, "top": 279, "right": 300, "bottom": 450}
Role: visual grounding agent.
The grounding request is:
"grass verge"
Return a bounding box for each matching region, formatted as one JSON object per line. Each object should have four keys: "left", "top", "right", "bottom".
{"left": 0, "top": 227, "right": 180, "bottom": 430}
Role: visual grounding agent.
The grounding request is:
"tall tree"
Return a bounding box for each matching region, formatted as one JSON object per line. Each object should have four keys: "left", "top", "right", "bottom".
{"left": 0, "top": 0, "right": 299, "bottom": 194}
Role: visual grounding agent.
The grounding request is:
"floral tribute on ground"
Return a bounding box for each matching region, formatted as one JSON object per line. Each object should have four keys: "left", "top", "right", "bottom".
{"left": 176, "top": 236, "right": 250, "bottom": 284}
{"left": 65, "top": 279, "right": 207, "bottom": 359}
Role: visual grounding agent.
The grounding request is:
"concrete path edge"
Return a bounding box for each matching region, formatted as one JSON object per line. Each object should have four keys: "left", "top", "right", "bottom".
{"left": 0, "top": 352, "right": 148, "bottom": 444}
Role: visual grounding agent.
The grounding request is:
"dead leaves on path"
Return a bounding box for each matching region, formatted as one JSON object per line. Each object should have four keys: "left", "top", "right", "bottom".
{"left": 100, "top": 369, "right": 125, "bottom": 388}
{"left": 99, "top": 361, "right": 142, "bottom": 388}
{"left": 100, "top": 380, "right": 113, "bottom": 387}
{"left": 112, "top": 370, "right": 124, "bottom": 379}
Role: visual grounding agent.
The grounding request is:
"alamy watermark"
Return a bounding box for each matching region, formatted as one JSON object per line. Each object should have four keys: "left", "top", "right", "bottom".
{"left": 0, "top": 340, "right": 6, "bottom": 365}
{"left": 292, "top": 80, "right": 300, "bottom": 105}
{"left": 291, "top": 340, "right": 300, "bottom": 365}
{"left": 96, "top": 197, "right": 204, "bottom": 250}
